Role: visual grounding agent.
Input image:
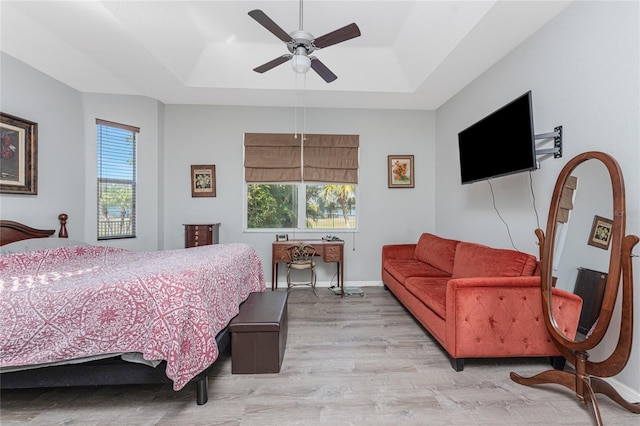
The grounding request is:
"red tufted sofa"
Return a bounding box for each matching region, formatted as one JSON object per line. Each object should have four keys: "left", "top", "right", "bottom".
{"left": 382, "top": 233, "right": 583, "bottom": 371}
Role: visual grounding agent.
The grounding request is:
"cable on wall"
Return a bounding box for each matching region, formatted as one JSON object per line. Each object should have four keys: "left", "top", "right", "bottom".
{"left": 486, "top": 179, "right": 519, "bottom": 251}
{"left": 528, "top": 170, "right": 541, "bottom": 231}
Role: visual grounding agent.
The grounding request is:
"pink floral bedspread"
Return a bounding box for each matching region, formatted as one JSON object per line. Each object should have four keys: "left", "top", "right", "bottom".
{"left": 0, "top": 243, "right": 265, "bottom": 390}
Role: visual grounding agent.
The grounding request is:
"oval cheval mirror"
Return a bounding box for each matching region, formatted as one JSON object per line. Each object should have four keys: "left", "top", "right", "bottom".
{"left": 510, "top": 151, "right": 639, "bottom": 425}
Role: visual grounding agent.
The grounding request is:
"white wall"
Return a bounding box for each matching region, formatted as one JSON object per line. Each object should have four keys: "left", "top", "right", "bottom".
{"left": 1, "top": 54, "right": 165, "bottom": 252}
{"left": 81, "top": 93, "right": 163, "bottom": 250}
{"left": 0, "top": 51, "right": 435, "bottom": 282}
{"left": 0, "top": 53, "right": 85, "bottom": 233}
{"left": 162, "top": 105, "right": 435, "bottom": 284}
{"left": 435, "top": 1, "right": 639, "bottom": 399}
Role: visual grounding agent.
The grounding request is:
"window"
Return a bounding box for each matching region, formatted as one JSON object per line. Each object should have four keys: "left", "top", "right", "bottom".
{"left": 244, "top": 133, "right": 358, "bottom": 231}
{"left": 96, "top": 119, "right": 139, "bottom": 240}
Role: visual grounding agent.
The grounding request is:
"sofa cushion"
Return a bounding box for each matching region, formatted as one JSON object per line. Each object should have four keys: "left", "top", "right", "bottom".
{"left": 384, "top": 259, "right": 450, "bottom": 283}
{"left": 414, "top": 233, "right": 459, "bottom": 275}
{"left": 451, "top": 242, "right": 537, "bottom": 278}
{"left": 404, "top": 277, "right": 449, "bottom": 319}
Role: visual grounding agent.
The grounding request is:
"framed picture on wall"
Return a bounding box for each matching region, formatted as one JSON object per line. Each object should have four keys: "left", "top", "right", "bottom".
{"left": 587, "top": 215, "right": 613, "bottom": 250}
{"left": 388, "top": 155, "right": 414, "bottom": 188}
{"left": 191, "top": 164, "right": 216, "bottom": 197}
{"left": 0, "top": 113, "right": 38, "bottom": 195}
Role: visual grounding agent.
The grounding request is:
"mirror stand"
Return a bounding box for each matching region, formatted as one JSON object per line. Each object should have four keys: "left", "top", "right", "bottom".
{"left": 510, "top": 152, "right": 640, "bottom": 425}
{"left": 511, "top": 234, "right": 639, "bottom": 425}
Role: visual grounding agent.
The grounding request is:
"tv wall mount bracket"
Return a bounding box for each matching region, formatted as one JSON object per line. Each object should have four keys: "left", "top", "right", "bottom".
{"left": 535, "top": 125, "right": 563, "bottom": 158}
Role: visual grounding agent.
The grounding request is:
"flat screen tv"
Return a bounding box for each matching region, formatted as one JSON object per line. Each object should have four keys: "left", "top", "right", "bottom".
{"left": 458, "top": 91, "right": 537, "bottom": 184}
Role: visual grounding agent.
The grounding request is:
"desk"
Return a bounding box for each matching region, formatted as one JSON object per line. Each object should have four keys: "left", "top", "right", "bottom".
{"left": 272, "top": 239, "right": 345, "bottom": 296}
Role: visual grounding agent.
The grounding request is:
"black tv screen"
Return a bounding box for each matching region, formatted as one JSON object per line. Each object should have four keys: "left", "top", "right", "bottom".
{"left": 458, "top": 91, "right": 537, "bottom": 184}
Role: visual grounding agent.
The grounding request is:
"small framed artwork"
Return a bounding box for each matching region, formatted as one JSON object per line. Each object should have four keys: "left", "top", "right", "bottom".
{"left": 0, "top": 113, "right": 38, "bottom": 195}
{"left": 276, "top": 233, "right": 289, "bottom": 242}
{"left": 588, "top": 215, "right": 613, "bottom": 250}
{"left": 388, "top": 155, "right": 414, "bottom": 188}
{"left": 191, "top": 164, "right": 216, "bottom": 197}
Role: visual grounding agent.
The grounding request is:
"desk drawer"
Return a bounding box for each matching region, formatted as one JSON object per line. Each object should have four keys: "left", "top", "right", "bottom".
{"left": 273, "top": 245, "right": 289, "bottom": 262}
{"left": 323, "top": 244, "right": 342, "bottom": 262}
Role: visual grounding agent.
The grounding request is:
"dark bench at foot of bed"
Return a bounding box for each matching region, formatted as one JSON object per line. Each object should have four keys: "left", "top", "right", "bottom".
{"left": 230, "top": 291, "right": 289, "bottom": 374}
{"left": 0, "top": 327, "right": 230, "bottom": 405}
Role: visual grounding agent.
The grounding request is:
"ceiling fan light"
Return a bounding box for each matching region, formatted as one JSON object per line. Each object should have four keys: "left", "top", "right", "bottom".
{"left": 291, "top": 54, "right": 311, "bottom": 74}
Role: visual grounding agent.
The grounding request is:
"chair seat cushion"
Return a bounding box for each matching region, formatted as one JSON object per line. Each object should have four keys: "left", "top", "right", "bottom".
{"left": 384, "top": 259, "right": 450, "bottom": 283}
{"left": 404, "top": 277, "right": 449, "bottom": 318}
{"left": 288, "top": 261, "right": 315, "bottom": 270}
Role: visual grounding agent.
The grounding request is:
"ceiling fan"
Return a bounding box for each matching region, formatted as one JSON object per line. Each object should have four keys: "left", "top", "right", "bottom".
{"left": 248, "top": 0, "right": 361, "bottom": 83}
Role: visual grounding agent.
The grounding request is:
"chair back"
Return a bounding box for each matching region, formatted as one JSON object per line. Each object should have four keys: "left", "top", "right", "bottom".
{"left": 286, "top": 242, "right": 316, "bottom": 264}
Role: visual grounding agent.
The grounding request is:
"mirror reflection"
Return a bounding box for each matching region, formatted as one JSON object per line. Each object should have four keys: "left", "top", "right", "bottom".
{"left": 550, "top": 158, "right": 612, "bottom": 342}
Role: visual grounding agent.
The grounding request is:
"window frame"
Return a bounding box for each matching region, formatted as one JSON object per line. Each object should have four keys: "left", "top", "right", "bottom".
{"left": 244, "top": 182, "right": 358, "bottom": 233}
{"left": 96, "top": 119, "right": 138, "bottom": 240}
{"left": 243, "top": 133, "right": 359, "bottom": 233}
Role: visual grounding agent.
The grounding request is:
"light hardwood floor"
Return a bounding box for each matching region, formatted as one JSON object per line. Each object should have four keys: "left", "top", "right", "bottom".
{"left": 1, "top": 286, "right": 638, "bottom": 425}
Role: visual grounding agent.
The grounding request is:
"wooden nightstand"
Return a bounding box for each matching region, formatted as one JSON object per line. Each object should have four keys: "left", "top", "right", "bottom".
{"left": 184, "top": 223, "right": 220, "bottom": 248}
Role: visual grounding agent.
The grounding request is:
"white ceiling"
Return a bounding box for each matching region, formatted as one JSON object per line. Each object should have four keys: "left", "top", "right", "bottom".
{"left": 0, "top": 1, "right": 572, "bottom": 110}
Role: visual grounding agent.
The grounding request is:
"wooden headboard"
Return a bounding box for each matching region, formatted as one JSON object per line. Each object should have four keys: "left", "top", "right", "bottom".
{"left": 0, "top": 213, "right": 68, "bottom": 246}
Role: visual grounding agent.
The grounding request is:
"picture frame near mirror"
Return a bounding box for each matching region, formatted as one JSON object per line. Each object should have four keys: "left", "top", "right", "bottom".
{"left": 0, "top": 113, "right": 38, "bottom": 195}
{"left": 275, "top": 233, "right": 288, "bottom": 242}
{"left": 191, "top": 164, "right": 216, "bottom": 197}
{"left": 587, "top": 215, "right": 613, "bottom": 250}
{"left": 388, "top": 155, "right": 414, "bottom": 188}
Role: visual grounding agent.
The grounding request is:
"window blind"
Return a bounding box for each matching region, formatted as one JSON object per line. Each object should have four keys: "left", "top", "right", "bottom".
{"left": 96, "top": 119, "right": 139, "bottom": 240}
{"left": 244, "top": 133, "right": 359, "bottom": 184}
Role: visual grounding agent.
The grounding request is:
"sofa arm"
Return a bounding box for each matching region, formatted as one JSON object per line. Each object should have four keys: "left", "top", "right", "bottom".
{"left": 381, "top": 244, "right": 416, "bottom": 281}
{"left": 444, "top": 276, "right": 583, "bottom": 358}
{"left": 382, "top": 244, "right": 416, "bottom": 262}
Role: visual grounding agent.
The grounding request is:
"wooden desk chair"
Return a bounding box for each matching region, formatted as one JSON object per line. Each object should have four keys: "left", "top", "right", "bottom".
{"left": 285, "top": 242, "right": 317, "bottom": 289}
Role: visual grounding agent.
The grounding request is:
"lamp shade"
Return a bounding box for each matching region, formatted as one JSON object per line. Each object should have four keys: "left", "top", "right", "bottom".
{"left": 291, "top": 54, "right": 311, "bottom": 74}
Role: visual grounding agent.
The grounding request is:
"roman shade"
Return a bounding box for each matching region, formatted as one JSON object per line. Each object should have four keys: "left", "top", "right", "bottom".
{"left": 244, "top": 133, "right": 302, "bottom": 182}
{"left": 558, "top": 175, "right": 577, "bottom": 223}
{"left": 244, "top": 133, "right": 359, "bottom": 184}
{"left": 303, "top": 134, "right": 359, "bottom": 183}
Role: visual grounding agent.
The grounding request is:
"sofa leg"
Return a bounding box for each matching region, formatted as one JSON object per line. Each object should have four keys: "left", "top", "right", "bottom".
{"left": 450, "top": 357, "right": 464, "bottom": 372}
{"left": 383, "top": 284, "right": 389, "bottom": 291}
{"left": 550, "top": 356, "right": 566, "bottom": 370}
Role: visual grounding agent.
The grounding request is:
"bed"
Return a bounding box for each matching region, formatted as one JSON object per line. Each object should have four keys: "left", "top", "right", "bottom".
{"left": 0, "top": 215, "right": 265, "bottom": 404}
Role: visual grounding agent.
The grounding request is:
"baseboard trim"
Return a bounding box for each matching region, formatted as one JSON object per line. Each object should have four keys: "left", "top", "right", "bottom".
{"left": 269, "top": 280, "right": 383, "bottom": 289}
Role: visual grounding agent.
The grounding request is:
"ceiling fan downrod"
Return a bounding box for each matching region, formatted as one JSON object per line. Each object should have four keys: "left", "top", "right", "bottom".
{"left": 299, "top": 0, "right": 304, "bottom": 31}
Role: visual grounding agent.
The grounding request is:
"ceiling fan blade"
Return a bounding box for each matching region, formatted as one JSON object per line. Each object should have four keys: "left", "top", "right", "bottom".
{"left": 313, "top": 23, "right": 361, "bottom": 49}
{"left": 253, "top": 55, "right": 292, "bottom": 73}
{"left": 248, "top": 9, "right": 292, "bottom": 43}
{"left": 310, "top": 57, "right": 337, "bottom": 83}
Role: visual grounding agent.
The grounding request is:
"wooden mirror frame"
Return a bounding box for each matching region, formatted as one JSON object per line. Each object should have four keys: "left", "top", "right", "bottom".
{"left": 511, "top": 151, "right": 639, "bottom": 425}
{"left": 544, "top": 152, "right": 625, "bottom": 351}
